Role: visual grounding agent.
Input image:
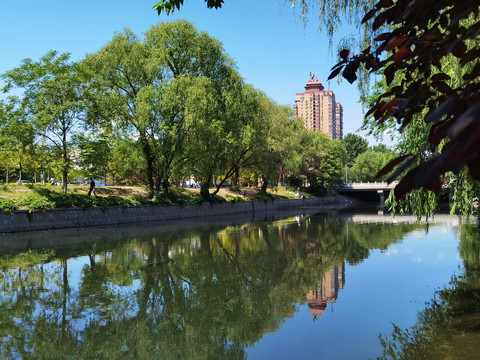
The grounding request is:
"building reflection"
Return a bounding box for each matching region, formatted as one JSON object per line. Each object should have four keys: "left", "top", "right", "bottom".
{"left": 306, "top": 262, "right": 345, "bottom": 321}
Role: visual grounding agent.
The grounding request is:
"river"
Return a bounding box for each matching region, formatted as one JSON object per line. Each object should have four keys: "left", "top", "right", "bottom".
{"left": 0, "top": 210, "right": 478, "bottom": 359}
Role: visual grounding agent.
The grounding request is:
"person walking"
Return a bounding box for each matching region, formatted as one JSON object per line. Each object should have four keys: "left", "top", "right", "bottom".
{"left": 88, "top": 178, "right": 96, "bottom": 196}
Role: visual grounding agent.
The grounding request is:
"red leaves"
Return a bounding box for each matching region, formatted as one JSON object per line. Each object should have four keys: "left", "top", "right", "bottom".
{"left": 329, "top": 1, "right": 480, "bottom": 201}
{"left": 385, "top": 36, "right": 409, "bottom": 51}
{"left": 376, "top": 154, "right": 413, "bottom": 179}
{"left": 392, "top": 47, "right": 410, "bottom": 64}
{"left": 430, "top": 81, "right": 453, "bottom": 95}
{"left": 328, "top": 66, "right": 343, "bottom": 80}
{"left": 342, "top": 61, "right": 360, "bottom": 84}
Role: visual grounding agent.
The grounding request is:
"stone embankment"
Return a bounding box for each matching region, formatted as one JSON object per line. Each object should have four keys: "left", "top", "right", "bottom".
{"left": 0, "top": 195, "right": 357, "bottom": 233}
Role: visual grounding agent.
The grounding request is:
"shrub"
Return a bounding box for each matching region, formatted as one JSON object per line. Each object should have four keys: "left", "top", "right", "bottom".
{"left": 0, "top": 198, "right": 17, "bottom": 212}
{"left": 19, "top": 194, "right": 55, "bottom": 213}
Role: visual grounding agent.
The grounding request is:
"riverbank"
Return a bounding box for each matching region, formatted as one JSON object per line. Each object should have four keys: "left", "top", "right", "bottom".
{"left": 0, "top": 195, "right": 357, "bottom": 234}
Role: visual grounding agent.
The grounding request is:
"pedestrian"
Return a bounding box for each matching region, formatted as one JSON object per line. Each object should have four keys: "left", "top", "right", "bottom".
{"left": 88, "top": 178, "right": 96, "bottom": 196}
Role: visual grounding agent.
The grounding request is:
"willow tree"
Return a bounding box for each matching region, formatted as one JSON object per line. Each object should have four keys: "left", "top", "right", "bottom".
{"left": 84, "top": 20, "right": 238, "bottom": 198}
{"left": 1, "top": 51, "right": 86, "bottom": 194}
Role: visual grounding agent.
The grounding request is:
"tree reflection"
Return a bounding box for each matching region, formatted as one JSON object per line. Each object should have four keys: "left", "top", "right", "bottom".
{"left": 0, "top": 214, "right": 423, "bottom": 359}
{"left": 378, "top": 220, "right": 480, "bottom": 360}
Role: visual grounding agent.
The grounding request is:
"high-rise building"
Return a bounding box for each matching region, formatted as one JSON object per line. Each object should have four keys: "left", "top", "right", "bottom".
{"left": 293, "top": 74, "right": 343, "bottom": 139}
{"left": 336, "top": 102, "right": 343, "bottom": 140}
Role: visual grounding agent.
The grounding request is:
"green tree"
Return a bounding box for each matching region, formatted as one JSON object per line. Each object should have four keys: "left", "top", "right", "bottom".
{"left": 341, "top": 132, "right": 369, "bottom": 166}
{"left": 254, "top": 101, "right": 303, "bottom": 193}
{"left": 85, "top": 20, "right": 238, "bottom": 198}
{"left": 2, "top": 51, "right": 86, "bottom": 194}
{"left": 348, "top": 149, "right": 394, "bottom": 182}
{"left": 77, "top": 135, "right": 112, "bottom": 184}
{"left": 0, "top": 98, "right": 35, "bottom": 183}
{"left": 300, "top": 131, "right": 346, "bottom": 193}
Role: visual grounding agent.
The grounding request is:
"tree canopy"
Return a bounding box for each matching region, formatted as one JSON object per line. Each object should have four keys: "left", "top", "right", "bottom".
{"left": 342, "top": 133, "right": 369, "bottom": 166}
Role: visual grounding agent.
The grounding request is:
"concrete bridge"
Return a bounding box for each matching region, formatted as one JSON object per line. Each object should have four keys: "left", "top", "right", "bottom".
{"left": 335, "top": 181, "right": 399, "bottom": 208}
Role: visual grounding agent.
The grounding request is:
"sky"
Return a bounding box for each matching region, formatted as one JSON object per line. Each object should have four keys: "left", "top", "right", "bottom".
{"left": 1, "top": 0, "right": 386, "bottom": 144}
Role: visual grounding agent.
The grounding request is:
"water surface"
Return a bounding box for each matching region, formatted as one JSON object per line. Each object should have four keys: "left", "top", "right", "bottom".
{"left": 0, "top": 212, "right": 478, "bottom": 359}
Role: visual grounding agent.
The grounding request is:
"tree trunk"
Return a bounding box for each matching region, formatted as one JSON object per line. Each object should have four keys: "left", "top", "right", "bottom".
{"left": 278, "top": 166, "right": 284, "bottom": 186}
{"left": 62, "top": 170, "right": 68, "bottom": 194}
{"left": 200, "top": 179, "right": 211, "bottom": 202}
{"left": 140, "top": 135, "right": 155, "bottom": 198}
{"left": 231, "top": 168, "right": 239, "bottom": 190}
{"left": 260, "top": 176, "right": 268, "bottom": 194}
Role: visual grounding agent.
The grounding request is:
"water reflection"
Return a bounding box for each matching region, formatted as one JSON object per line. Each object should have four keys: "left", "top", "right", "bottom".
{"left": 378, "top": 219, "right": 480, "bottom": 360}
{"left": 306, "top": 263, "right": 345, "bottom": 321}
{"left": 0, "top": 212, "right": 471, "bottom": 359}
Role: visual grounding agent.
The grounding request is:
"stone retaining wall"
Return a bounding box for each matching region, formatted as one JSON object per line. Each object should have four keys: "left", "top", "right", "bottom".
{"left": 0, "top": 196, "right": 354, "bottom": 233}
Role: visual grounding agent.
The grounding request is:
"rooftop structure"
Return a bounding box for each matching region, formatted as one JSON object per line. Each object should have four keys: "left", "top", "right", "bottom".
{"left": 293, "top": 74, "right": 343, "bottom": 139}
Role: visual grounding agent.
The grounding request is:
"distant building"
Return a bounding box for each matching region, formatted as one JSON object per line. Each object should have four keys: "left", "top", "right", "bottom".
{"left": 335, "top": 102, "right": 343, "bottom": 140}
{"left": 293, "top": 74, "right": 343, "bottom": 139}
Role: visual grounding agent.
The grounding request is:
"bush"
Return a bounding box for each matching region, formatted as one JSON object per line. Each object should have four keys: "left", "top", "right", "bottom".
{"left": 0, "top": 198, "right": 17, "bottom": 212}
{"left": 224, "top": 194, "right": 244, "bottom": 203}
{"left": 19, "top": 194, "right": 55, "bottom": 213}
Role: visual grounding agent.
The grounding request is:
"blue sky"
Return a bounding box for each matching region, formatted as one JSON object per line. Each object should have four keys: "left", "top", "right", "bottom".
{"left": 1, "top": 0, "right": 384, "bottom": 144}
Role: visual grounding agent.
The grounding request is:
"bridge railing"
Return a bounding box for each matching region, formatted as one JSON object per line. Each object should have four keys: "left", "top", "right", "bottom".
{"left": 335, "top": 181, "right": 399, "bottom": 190}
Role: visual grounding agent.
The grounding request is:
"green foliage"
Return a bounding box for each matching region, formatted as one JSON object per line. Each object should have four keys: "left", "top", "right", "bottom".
{"left": 342, "top": 133, "right": 369, "bottom": 166}
{"left": 386, "top": 188, "right": 438, "bottom": 219}
{"left": 18, "top": 194, "right": 55, "bottom": 213}
{"left": 153, "top": 0, "right": 224, "bottom": 15}
{"left": 250, "top": 192, "right": 276, "bottom": 202}
{"left": 348, "top": 149, "right": 394, "bottom": 182}
{"left": 299, "top": 131, "right": 346, "bottom": 193}
{"left": 2, "top": 51, "right": 87, "bottom": 195}
{"left": 224, "top": 194, "right": 244, "bottom": 203}
{"left": 85, "top": 20, "right": 238, "bottom": 197}
{"left": 450, "top": 169, "right": 480, "bottom": 215}
{"left": 0, "top": 198, "right": 17, "bottom": 212}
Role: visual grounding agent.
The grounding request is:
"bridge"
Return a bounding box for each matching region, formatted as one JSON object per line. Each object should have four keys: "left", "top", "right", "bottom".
{"left": 335, "top": 181, "right": 399, "bottom": 208}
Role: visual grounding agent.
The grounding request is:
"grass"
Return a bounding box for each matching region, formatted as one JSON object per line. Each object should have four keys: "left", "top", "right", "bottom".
{"left": 0, "top": 184, "right": 313, "bottom": 212}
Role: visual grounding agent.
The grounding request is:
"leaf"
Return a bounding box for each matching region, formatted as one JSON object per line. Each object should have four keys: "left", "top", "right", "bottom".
{"left": 449, "top": 40, "right": 467, "bottom": 58}
{"left": 430, "top": 81, "right": 453, "bottom": 95}
{"left": 385, "top": 36, "right": 409, "bottom": 51}
{"left": 428, "top": 120, "right": 452, "bottom": 147}
{"left": 378, "top": 0, "right": 394, "bottom": 8}
{"left": 430, "top": 73, "right": 451, "bottom": 82}
{"left": 342, "top": 61, "right": 359, "bottom": 84}
{"left": 328, "top": 66, "right": 343, "bottom": 80}
{"left": 339, "top": 49, "right": 350, "bottom": 60}
{"left": 384, "top": 63, "right": 396, "bottom": 85}
{"left": 393, "top": 174, "right": 414, "bottom": 200}
{"left": 392, "top": 47, "right": 410, "bottom": 64}
{"left": 386, "top": 156, "right": 416, "bottom": 183}
{"left": 373, "top": 14, "right": 387, "bottom": 30}
{"left": 447, "top": 104, "right": 480, "bottom": 139}
{"left": 374, "top": 32, "right": 392, "bottom": 41}
{"left": 362, "top": 9, "right": 378, "bottom": 24}
{"left": 376, "top": 154, "right": 413, "bottom": 179}
{"left": 425, "top": 96, "right": 456, "bottom": 123}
